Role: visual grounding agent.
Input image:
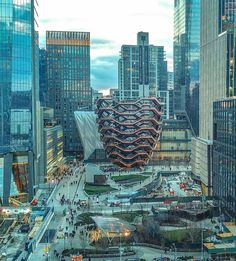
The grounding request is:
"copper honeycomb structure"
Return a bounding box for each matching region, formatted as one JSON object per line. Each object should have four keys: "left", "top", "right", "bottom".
{"left": 96, "top": 98, "right": 162, "bottom": 168}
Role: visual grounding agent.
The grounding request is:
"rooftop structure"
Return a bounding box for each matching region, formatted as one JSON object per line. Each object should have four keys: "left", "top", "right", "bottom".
{"left": 91, "top": 216, "right": 135, "bottom": 239}
{"left": 204, "top": 222, "right": 236, "bottom": 259}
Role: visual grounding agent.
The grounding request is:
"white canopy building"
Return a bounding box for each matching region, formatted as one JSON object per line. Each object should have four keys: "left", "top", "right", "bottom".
{"left": 74, "top": 111, "right": 103, "bottom": 160}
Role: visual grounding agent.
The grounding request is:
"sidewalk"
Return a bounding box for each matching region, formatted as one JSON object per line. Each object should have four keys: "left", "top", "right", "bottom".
{"left": 29, "top": 165, "right": 88, "bottom": 260}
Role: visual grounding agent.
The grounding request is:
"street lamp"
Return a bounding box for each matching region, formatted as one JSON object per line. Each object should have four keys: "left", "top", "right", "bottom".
{"left": 201, "top": 228, "right": 207, "bottom": 260}
{"left": 119, "top": 231, "right": 129, "bottom": 261}
{"left": 172, "top": 243, "right": 177, "bottom": 261}
{"left": 119, "top": 232, "right": 123, "bottom": 261}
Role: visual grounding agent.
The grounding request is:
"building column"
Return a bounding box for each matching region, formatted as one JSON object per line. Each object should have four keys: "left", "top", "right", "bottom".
{"left": 28, "top": 151, "right": 35, "bottom": 201}
{"left": 3, "top": 153, "right": 13, "bottom": 205}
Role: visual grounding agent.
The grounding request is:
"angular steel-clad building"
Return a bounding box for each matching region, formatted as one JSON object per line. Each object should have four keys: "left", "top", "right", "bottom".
{"left": 96, "top": 98, "right": 162, "bottom": 168}
{"left": 74, "top": 111, "right": 103, "bottom": 161}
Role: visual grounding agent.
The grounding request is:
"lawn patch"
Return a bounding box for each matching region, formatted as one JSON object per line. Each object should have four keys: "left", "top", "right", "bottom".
{"left": 84, "top": 183, "right": 117, "bottom": 195}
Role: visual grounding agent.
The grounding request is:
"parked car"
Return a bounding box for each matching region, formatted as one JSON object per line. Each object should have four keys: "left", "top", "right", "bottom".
{"left": 110, "top": 201, "right": 120, "bottom": 207}
{"left": 19, "top": 224, "right": 30, "bottom": 233}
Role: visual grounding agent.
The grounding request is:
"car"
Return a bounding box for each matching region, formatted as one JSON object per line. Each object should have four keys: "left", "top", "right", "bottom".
{"left": 79, "top": 200, "right": 87, "bottom": 206}
{"left": 19, "top": 224, "right": 30, "bottom": 233}
{"left": 110, "top": 201, "right": 120, "bottom": 207}
{"left": 57, "top": 231, "right": 64, "bottom": 239}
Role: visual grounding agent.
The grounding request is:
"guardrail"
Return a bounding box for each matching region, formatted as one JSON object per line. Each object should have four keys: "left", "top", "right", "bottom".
{"left": 33, "top": 207, "right": 54, "bottom": 246}
{"left": 131, "top": 196, "right": 214, "bottom": 204}
{"left": 24, "top": 207, "right": 55, "bottom": 260}
{"left": 134, "top": 242, "right": 202, "bottom": 252}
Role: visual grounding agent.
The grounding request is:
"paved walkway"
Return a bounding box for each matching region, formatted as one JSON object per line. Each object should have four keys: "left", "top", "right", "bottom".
{"left": 29, "top": 164, "right": 88, "bottom": 260}
{"left": 29, "top": 163, "right": 207, "bottom": 261}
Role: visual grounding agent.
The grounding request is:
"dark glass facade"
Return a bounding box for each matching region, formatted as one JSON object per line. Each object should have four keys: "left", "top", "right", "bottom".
{"left": 174, "top": 0, "right": 200, "bottom": 135}
{"left": 213, "top": 98, "right": 236, "bottom": 221}
{"left": 219, "top": 0, "right": 236, "bottom": 33}
{"left": 46, "top": 31, "right": 92, "bottom": 154}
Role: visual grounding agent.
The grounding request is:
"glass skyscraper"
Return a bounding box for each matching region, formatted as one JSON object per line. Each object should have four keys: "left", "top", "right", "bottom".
{"left": 174, "top": 0, "right": 200, "bottom": 135}
{"left": 39, "top": 48, "right": 47, "bottom": 107}
{"left": 46, "top": 31, "right": 92, "bottom": 154}
{"left": 213, "top": 98, "right": 236, "bottom": 221}
{"left": 0, "top": 0, "right": 39, "bottom": 204}
{"left": 118, "top": 32, "right": 167, "bottom": 100}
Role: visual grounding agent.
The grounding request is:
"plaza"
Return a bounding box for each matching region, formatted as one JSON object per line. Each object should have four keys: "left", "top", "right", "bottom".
{"left": 0, "top": 161, "right": 228, "bottom": 261}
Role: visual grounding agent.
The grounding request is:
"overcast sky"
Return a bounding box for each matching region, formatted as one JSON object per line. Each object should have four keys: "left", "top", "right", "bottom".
{"left": 38, "top": 0, "right": 173, "bottom": 93}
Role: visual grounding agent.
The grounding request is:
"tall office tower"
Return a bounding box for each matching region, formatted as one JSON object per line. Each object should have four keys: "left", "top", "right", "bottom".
{"left": 46, "top": 31, "right": 92, "bottom": 154}
{"left": 0, "top": 0, "right": 40, "bottom": 205}
{"left": 200, "top": 0, "right": 236, "bottom": 140}
{"left": 39, "top": 48, "right": 47, "bottom": 107}
{"left": 213, "top": 98, "right": 236, "bottom": 221}
{"left": 174, "top": 0, "right": 200, "bottom": 135}
{"left": 118, "top": 32, "right": 167, "bottom": 100}
{"left": 192, "top": 0, "right": 236, "bottom": 196}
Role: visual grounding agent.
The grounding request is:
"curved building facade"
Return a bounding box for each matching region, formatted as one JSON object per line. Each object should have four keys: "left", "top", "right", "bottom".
{"left": 96, "top": 98, "right": 162, "bottom": 168}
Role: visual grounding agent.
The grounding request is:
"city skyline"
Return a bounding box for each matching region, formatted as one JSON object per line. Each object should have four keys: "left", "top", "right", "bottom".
{"left": 39, "top": 0, "right": 173, "bottom": 93}
{"left": 1, "top": 1, "right": 236, "bottom": 259}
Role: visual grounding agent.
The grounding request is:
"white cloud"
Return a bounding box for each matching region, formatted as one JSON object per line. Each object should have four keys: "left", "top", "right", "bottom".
{"left": 38, "top": 0, "right": 173, "bottom": 89}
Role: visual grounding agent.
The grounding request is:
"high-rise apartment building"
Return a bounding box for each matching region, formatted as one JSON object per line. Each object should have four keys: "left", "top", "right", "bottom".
{"left": 0, "top": 0, "right": 40, "bottom": 205}
{"left": 174, "top": 0, "right": 200, "bottom": 135}
{"left": 118, "top": 32, "right": 167, "bottom": 100}
{"left": 167, "top": 72, "right": 174, "bottom": 90}
{"left": 46, "top": 31, "right": 92, "bottom": 154}
{"left": 157, "top": 91, "right": 170, "bottom": 120}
